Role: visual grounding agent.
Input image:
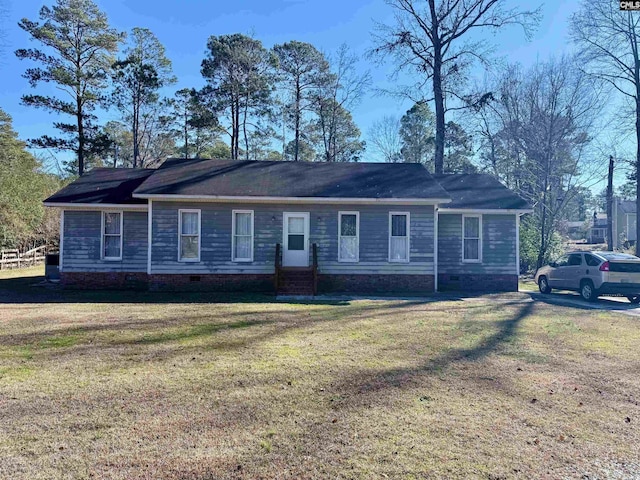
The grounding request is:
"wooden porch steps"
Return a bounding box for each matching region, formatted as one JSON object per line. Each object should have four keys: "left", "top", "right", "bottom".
{"left": 274, "top": 243, "right": 318, "bottom": 296}
{"left": 277, "top": 267, "right": 315, "bottom": 296}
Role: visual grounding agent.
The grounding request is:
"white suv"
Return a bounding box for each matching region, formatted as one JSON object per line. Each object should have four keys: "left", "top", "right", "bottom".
{"left": 535, "top": 251, "right": 640, "bottom": 303}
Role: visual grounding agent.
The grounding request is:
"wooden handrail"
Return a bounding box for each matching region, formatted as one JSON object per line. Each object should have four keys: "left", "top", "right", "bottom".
{"left": 312, "top": 243, "right": 318, "bottom": 296}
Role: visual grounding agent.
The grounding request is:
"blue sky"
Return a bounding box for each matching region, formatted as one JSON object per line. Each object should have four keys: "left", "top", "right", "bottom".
{"left": 0, "top": 0, "right": 583, "bottom": 170}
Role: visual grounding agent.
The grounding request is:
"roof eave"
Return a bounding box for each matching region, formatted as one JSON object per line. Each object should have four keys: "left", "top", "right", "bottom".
{"left": 43, "top": 202, "right": 148, "bottom": 210}
{"left": 131, "top": 193, "right": 452, "bottom": 205}
{"left": 438, "top": 207, "right": 533, "bottom": 214}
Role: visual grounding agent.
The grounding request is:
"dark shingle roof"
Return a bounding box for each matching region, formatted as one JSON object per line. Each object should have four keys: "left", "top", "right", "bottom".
{"left": 43, "top": 160, "right": 531, "bottom": 210}
{"left": 134, "top": 159, "right": 451, "bottom": 200}
{"left": 432, "top": 174, "right": 530, "bottom": 210}
{"left": 619, "top": 200, "right": 636, "bottom": 214}
{"left": 44, "top": 168, "right": 155, "bottom": 205}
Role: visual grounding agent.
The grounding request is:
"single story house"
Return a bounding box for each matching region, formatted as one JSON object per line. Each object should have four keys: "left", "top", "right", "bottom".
{"left": 44, "top": 158, "right": 531, "bottom": 295}
{"left": 587, "top": 213, "right": 608, "bottom": 244}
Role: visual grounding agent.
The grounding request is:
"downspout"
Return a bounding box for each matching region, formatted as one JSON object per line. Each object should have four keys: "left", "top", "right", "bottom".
{"left": 434, "top": 205, "right": 439, "bottom": 293}
{"left": 59, "top": 210, "right": 64, "bottom": 273}
{"left": 147, "top": 200, "right": 153, "bottom": 276}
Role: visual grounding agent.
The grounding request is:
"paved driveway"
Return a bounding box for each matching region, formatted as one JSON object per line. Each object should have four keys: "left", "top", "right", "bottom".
{"left": 527, "top": 290, "right": 640, "bottom": 317}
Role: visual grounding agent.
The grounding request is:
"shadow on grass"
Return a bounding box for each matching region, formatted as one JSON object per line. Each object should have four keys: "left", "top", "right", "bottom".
{"left": 528, "top": 291, "right": 640, "bottom": 312}
{"left": 0, "top": 275, "right": 352, "bottom": 306}
{"left": 124, "top": 318, "right": 272, "bottom": 346}
{"left": 330, "top": 300, "right": 535, "bottom": 396}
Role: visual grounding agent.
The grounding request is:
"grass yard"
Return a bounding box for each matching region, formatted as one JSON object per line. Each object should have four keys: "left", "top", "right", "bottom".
{"left": 1, "top": 269, "right": 639, "bottom": 479}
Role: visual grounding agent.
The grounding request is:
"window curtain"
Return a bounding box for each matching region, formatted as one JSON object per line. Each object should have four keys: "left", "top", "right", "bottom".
{"left": 104, "top": 212, "right": 121, "bottom": 234}
{"left": 180, "top": 212, "right": 199, "bottom": 260}
{"left": 463, "top": 217, "right": 480, "bottom": 260}
{"left": 340, "top": 214, "right": 357, "bottom": 261}
{"left": 234, "top": 212, "right": 252, "bottom": 259}
{"left": 181, "top": 212, "right": 199, "bottom": 235}
{"left": 103, "top": 212, "right": 121, "bottom": 258}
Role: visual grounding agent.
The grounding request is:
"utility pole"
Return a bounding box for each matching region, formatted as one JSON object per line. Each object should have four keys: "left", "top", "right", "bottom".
{"left": 606, "top": 155, "right": 614, "bottom": 251}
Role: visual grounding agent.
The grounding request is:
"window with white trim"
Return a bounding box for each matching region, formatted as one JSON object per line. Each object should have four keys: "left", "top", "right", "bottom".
{"left": 179, "top": 209, "right": 201, "bottom": 262}
{"left": 462, "top": 215, "right": 482, "bottom": 262}
{"left": 102, "top": 211, "right": 123, "bottom": 260}
{"left": 338, "top": 211, "right": 359, "bottom": 262}
{"left": 232, "top": 210, "right": 254, "bottom": 262}
{"left": 389, "top": 212, "right": 409, "bottom": 262}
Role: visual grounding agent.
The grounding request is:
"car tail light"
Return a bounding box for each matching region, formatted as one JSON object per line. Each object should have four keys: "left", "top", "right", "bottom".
{"left": 599, "top": 261, "right": 610, "bottom": 272}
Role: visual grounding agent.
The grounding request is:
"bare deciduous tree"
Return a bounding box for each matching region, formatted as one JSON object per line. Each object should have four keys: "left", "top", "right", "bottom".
{"left": 476, "top": 56, "right": 604, "bottom": 268}
{"left": 368, "top": 115, "right": 402, "bottom": 162}
{"left": 372, "top": 0, "right": 540, "bottom": 174}
{"left": 571, "top": 2, "right": 640, "bottom": 255}
{"left": 313, "top": 44, "right": 370, "bottom": 162}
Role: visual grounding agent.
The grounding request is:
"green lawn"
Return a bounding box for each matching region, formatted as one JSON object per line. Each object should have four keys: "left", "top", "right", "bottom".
{"left": 0, "top": 264, "right": 44, "bottom": 279}
{"left": 0, "top": 271, "right": 639, "bottom": 479}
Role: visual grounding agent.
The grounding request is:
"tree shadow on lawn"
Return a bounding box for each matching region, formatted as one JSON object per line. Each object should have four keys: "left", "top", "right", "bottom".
{"left": 0, "top": 292, "right": 530, "bottom": 369}
{"left": 0, "top": 275, "right": 351, "bottom": 306}
{"left": 528, "top": 291, "right": 640, "bottom": 312}
{"left": 327, "top": 300, "right": 535, "bottom": 398}
{"left": 1, "top": 274, "right": 502, "bottom": 307}
{"left": 0, "top": 300, "right": 403, "bottom": 360}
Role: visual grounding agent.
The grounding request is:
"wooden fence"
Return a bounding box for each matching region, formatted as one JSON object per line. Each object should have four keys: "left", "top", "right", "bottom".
{"left": 0, "top": 246, "right": 48, "bottom": 270}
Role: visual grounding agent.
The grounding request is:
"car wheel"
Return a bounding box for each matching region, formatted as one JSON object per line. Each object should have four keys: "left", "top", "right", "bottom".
{"left": 580, "top": 280, "right": 598, "bottom": 302}
{"left": 538, "top": 276, "right": 551, "bottom": 294}
{"left": 627, "top": 295, "right": 640, "bottom": 304}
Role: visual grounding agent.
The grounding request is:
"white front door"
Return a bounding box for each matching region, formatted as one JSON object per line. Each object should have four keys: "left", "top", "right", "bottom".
{"left": 283, "top": 212, "right": 310, "bottom": 267}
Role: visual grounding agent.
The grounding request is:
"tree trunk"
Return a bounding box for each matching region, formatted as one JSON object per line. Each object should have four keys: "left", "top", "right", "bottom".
{"left": 231, "top": 97, "right": 239, "bottom": 160}
{"left": 537, "top": 202, "right": 547, "bottom": 270}
{"left": 294, "top": 77, "right": 301, "bottom": 161}
{"left": 78, "top": 107, "right": 84, "bottom": 176}
{"left": 243, "top": 99, "right": 249, "bottom": 161}
{"left": 607, "top": 155, "right": 614, "bottom": 251}
{"left": 235, "top": 100, "right": 240, "bottom": 160}
{"left": 429, "top": 0, "right": 445, "bottom": 174}
{"left": 184, "top": 106, "right": 189, "bottom": 158}
{"left": 133, "top": 106, "right": 139, "bottom": 168}
{"left": 536, "top": 159, "right": 551, "bottom": 269}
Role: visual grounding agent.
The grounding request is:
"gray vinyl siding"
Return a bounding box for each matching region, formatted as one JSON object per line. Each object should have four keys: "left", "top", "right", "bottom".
{"left": 151, "top": 202, "right": 434, "bottom": 275}
{"left": 437, "top": 213, "right": 516, "bottom": 275}
{"left": 62, "top": 210, "right": 148, "bottom": 272}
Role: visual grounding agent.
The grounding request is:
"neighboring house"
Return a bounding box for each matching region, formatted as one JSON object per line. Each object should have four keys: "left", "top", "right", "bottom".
{"left": 44, "top": 158, "right": 531, "bottom": 295}
{"left": 562, "top": 220, "right": 588, "bottom": 241}
{"left": 612, "top": 198, "right": 637, "bottom": 249}
{"left": 587, "top": 213, "right": 608, "bottom": 244}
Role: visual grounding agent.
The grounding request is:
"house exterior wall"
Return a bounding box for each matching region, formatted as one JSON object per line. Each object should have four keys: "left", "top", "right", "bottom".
{"left": 150, "top": 201, "right": 435, "bottom": 276}
{"left": 613, "top": 198, "right": 636, "bottom": 248}
{"left": 615, "top": 211, "right": 636, "bottom": 246}
{"left": 437, "top": 213, "right": 518, "bottom": 291}
{"left": 62, "top": 210, "right": 148, "bottom": 273}
{"left": 59, "top": 204, "right": 521, "bottom": 293}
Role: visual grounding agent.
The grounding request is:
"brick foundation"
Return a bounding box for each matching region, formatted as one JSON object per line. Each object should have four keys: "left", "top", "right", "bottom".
{"left": 63, "top": 271, "right": 517, "bottom": 295}
{"left": 148, "top": 274, "right": 275, "bottom": 293}
{"left": 318, "top": 274, "right": 435, "bottom": 295}
{"left": 61, "top": 271, "right": 148, "bottom": 290}
{"left": 438, "top": 273, "right": 518, "bottom": 292}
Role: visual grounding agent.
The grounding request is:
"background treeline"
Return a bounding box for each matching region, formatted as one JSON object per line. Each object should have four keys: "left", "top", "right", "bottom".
{"left": 0, "top": 109, "right": 63, "bottom": 251}
{"left": 6, "top": 0, "right": 640, "bottom": 274}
